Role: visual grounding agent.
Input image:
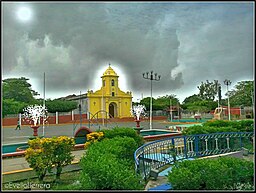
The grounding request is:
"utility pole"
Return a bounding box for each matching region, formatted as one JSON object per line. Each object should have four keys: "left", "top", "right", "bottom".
{"left": 224, "top": 79, "right": 232, "bottom": 121}
{"left": 142, "top": 71, "right": 161, "bottom": 130}
{"left": 170, "top": 97, "right": 173, "bottom": 122}
{"left": 79, "top": 91, "right": 82, "bottom": 129}
{"left": 43, "top": 72, "right": 46, "bottom": 137}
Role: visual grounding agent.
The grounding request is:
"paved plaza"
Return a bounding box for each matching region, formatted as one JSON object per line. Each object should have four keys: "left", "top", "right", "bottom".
{"left": 2, "top": 120, "right": 170, "bottom": 145}
{"left": 2, "top": 119, "right": 170, "bottom": 175}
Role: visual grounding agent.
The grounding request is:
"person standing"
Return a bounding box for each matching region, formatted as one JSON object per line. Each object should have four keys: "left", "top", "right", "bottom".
{"left": 15, "top": 119, "right": 21, "bottom": 130}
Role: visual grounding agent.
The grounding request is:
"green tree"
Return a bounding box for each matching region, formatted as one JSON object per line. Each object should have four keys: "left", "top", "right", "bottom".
{"left": 197, "top": 80, "right": 220, "bottom": 101}
{"left": 140, "top": 95, "right": 180, "bottom": 111}
{"left": 25, "top": 136, "right": 75, "bottom": 183}
{"left": 25, "top": 137, "right": 54, "bottom": 183}
{"left": 228, "top": 81, "right": 254, "bottom": 107}
{"left": 182, "top": 94, "right": 217, "bottom": 113}
{"left": 45, "top": 99, "right": 78, "bottom": 113}
{"left": 155, "top": 95, "right": 180, "bottom": 110}
{"left": 182, "top": 94, "right": 202, "bottom": 109}
{"left": 3, "top": 77, "right": 39, "bottom": 103}
{"left": 140, "top": 97, "right": 154, "bottom": 110}
{"left": 2, "top": 99, "right": 26, "bottom": 117}
{"left": 51, "top": 136, "right": 75, "bottom": 181}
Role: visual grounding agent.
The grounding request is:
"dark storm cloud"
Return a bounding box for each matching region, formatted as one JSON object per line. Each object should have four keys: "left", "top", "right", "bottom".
{"left": 2, "top": 2, "right": 254, "bottom": 101}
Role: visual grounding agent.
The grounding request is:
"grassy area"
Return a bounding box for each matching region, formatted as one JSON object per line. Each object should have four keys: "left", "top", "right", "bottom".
{"left": 2, "top": 170, "right": 81, "bottom": 191}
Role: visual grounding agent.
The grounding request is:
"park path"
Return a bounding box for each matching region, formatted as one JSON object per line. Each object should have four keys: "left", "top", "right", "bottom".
{"left": 2, "top": 149, "right": 86, "bottom": 174}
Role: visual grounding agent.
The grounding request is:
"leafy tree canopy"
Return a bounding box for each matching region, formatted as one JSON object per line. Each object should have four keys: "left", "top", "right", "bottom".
{"left": 197, "top": 80, "right": 220, "bottom": 101}
{"left": 182, "top": 94, "right": 201, "bottom": 106}
{"left": 139, "top": 95, "right": 180, "bottom": 111}
{"left": 3, "top": 77, "right": 39, "bottom": 103}
{"left": 2, "top": 99, "right": 27, "bottom": 117}
{"left": 182, "top": 94, "right": 217, "bottom": 113}
{"left": 228, "top": 81, "right": 254, "bottom": 107}
{"left": 45, "top": 99, "right": 78, "bottom": 113}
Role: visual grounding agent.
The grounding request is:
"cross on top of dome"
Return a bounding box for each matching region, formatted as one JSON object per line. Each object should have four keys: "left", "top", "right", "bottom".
{"left": 102, "top": 63, "right": 118, "bottom": 76}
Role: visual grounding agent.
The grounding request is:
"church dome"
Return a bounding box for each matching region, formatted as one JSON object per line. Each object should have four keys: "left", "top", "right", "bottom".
{"left": 102, "top": 64, "right": 118, "bottom": 77}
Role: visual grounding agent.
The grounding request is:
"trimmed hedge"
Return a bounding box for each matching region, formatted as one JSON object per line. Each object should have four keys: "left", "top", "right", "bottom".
{"left": 101, "top": 127, "right": 145, "bottom": 147}
{"left": 80, "top": 153, "right": 142, "bottom": 190}
{"left": 182, "top": 125, "right": 237, "bottom": 135}
{"left": 168, "top": 156, "right": 254, "bottom": 190}
{"left": 182, "top": 120, "right": 254, "bottom": 135}
{"left": 80, "top": 136, "right": 143, "bottom": 190}
{"left": 203, "top": 120, "right": 254, "bottom": 132}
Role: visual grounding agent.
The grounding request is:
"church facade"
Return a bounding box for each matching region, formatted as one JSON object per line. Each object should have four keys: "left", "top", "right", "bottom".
{"left": 62, "top": 65, "right": 133, "bottom": 119}
{"left": 87, "top": 65, "right": 133, "bottom": 118}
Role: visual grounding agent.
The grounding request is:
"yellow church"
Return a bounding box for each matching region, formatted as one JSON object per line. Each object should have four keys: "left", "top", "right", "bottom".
{"left": 85, "top": 64, "right": 133, "bottom": 118}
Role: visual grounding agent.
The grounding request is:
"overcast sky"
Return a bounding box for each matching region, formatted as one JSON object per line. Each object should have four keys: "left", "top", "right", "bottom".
{"left": 2, "top": 2, "right": 254, "bottom": 102}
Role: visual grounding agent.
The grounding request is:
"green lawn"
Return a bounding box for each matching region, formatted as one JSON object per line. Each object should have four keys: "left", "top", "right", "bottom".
{"left": 2, "top": 170, "right": 81, "bottom": 191}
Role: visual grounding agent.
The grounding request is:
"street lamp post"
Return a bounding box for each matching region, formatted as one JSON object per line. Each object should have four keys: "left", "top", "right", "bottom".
{"left": 224, "top": 79, "right": 232, "bottom": 121}
{"left": 79, "top": 91, "right": 82, "bottom": 129}
{"left": 43, "top": 72, "right": 46, "bottom": 137}
{"left": 142, "top": 71, "right": 161, "bottom": 130}
{"left": 170, "top": 97, "right": 173, "bottom": 122}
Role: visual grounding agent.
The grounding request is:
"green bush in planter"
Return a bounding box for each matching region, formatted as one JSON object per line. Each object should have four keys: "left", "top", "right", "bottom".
{"left": 203, "top": 120, "right": 231, "bottom": 127}
{"left": 85, "top": 136, "right": 138, "bottom": 166}
{"left": 182, "top": 125, "right": 237, "bottom": 135}
{"left": 203, "top": 120, "right": 254, "bottom": 132}
{"left": 79, "top": 136, "right": 143, "bottom": 190}
{"left": 235, "top": 120, "right": 254, "bottom": 132}
{"left": 168, "top": 156, "right": 254, "bottom": 190}
{"left": 102, "top": 127, "right": 144, "bottom": 147}
{"left": 80, "top": 153, "right": 143, "bottom": 190}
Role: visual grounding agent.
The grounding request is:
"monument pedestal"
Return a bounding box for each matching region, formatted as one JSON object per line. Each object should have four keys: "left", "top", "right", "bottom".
{"left": 31, "top": 125, "right": 40, "bottom": 137}
{"left": 135, "top": 120, "right": 141, "bottom": 128}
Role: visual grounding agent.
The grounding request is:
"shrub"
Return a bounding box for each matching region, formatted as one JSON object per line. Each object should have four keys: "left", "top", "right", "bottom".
{"left": 182, "top": 125, "right": 209, "bottom": 135}
{"left": 84, "top": 136, "right": 138, "bottom": 167}
{"left": 182, "top": 125, "right": 237, "bottom": 135}
{"left": 168, "top": 156, "right": 254, "bottom": 190}
{"left": 203, "top": 120, "right": 231, "bottom": 127}
{"left": 102, "top": 127, "right": 144, "bottom": 147}
{"left": 25, "top": 136, "right": 75, "bottom": 182}
{"left": 51, "top": 136, "right": 75, "bottom": 181}
{"left": 84, "top": 131, "right": 104, "bottom": 149}
{"left": 182, "top": 119, "right": 254, "bottom": 135}
{"left": 235, "top": 120, "right": 254, "bottom": 132}
{"left": 25, "top": 137, "right": 54, "bottom": 182}
{"left": 202, "top": 120, "right": 254, "bottom": 132}
{"left": 80, "top": 153, "right": 143, "bottom": 190}
{"left": 80, "top": 136, "right": 143, "bottom": 190}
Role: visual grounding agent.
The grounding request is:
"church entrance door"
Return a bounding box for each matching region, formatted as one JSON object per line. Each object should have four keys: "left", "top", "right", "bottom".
{"left": 109, "top": 102, "right": 116, "bottom": 118}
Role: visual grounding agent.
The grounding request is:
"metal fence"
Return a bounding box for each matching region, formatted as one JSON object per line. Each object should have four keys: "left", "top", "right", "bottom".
{"left": 134, "top": 132, "right": 254, "bottom": 180}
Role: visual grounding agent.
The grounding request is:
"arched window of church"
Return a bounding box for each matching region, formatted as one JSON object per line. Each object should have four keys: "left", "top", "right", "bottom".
{"left": 103, "top": 80, "right": 105, "bottom": 86}
{"left": 111, "top": 79, "right": 115, "bottom": 86}
{"left": 112, "top": 92, "right": 115, "bottom": 96}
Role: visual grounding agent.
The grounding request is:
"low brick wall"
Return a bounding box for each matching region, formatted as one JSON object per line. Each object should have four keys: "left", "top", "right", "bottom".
{"left": 3, "top": 115, "right": 167, "bottom": 126}
{"left": 2, "top": 114, "right": 87, "bottom": 126}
